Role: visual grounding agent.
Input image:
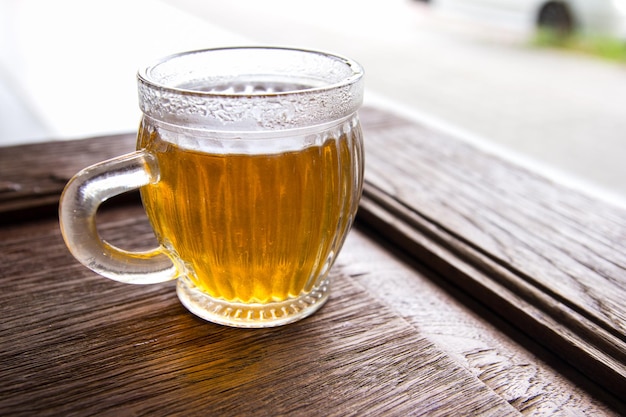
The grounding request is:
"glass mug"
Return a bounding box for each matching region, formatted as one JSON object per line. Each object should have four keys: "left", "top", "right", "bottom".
{"left": 59, "top": 47, "right": 364, "bottom": 328}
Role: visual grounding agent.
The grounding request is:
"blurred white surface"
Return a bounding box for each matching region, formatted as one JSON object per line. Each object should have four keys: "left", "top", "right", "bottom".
{"left": 0, "top": 0, "right": 249, "bottom": 144}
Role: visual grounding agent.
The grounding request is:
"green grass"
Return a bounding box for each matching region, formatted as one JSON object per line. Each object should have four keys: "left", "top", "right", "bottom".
{"left": 531, "top": 29, "right": 626, "bottom": 62}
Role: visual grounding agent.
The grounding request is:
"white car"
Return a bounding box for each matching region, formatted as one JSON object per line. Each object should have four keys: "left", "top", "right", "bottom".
{"left": 430, "top": 0, "right": 626, "bottom": 39}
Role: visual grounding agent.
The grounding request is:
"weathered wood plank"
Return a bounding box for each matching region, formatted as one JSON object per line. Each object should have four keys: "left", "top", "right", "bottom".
{"left": 339, "top": 227, "right": 623, "bottom": 415}
{"left": 0, "top": 133, "right": 137, "bottom": 222}
{"left": 1, "top": 105, "right": 625, "bottom": 408}
{"left": 0, "top": 205, "right": 519, "bottom": 417}
{"left": 356, "top": 106, "right": 626, "bottom": 399}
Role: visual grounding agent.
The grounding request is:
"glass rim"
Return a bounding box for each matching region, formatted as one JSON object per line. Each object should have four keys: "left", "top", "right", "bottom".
{"left": 137, "top": 46, "right": 365, "bottom": 98}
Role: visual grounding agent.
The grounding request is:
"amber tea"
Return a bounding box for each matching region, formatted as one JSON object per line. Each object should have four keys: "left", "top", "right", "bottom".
{"left": 140, "top": 123, "right": 362, "bottom": 304}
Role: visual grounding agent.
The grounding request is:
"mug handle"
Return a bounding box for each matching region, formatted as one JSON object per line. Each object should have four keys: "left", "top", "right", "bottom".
{"left": 59, "top": 151, "right": 179, "bottom": 284}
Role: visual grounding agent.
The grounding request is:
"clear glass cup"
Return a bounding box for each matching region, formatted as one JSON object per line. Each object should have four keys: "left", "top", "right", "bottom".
{"left": 59, "top": 47, "right": 364, "bottom": 328}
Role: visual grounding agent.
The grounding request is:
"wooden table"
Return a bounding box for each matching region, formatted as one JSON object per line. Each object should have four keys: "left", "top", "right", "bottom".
{"left": 1, "top": 106, "right": 624, "bottom": 416}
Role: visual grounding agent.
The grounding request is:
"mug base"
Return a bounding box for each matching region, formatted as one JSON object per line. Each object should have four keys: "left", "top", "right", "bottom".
{"left": 176, "top": 276, "right": 331, "bottom": 328}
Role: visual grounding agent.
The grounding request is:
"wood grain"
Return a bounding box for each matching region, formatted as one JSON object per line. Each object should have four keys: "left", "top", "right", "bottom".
{"left": 1, "top": 105, "right": 625, "bottom": 413}
{"left": 340, "top": 228, "right": 623, "bottom": 415}
{"left": 0, "top": 133, "right": 137, "bottom": 222}
{"left": 357, "top": 107, "right": 626, "bottom": 399}
{"left": 0, "top": 205, "right": 519, "bottom": 416}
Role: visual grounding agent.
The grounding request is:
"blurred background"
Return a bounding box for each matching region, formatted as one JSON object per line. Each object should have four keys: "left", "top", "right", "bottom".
{"left": 1, "top": 0, "right": 625, "bottom": 205}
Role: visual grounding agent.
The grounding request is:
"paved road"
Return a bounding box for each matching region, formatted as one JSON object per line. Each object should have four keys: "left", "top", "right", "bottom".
{"left": 165, "top": 0, "right": 626, "bottom": 204}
